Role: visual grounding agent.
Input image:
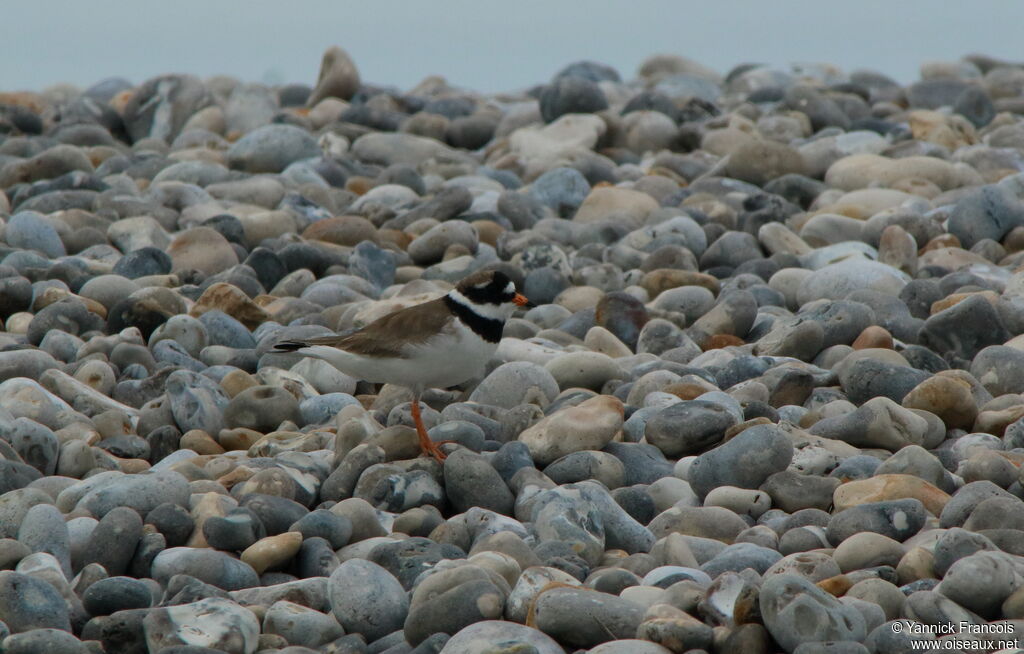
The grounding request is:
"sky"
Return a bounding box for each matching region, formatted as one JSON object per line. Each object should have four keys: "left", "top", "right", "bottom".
{"left": 3, "top": 1, "right": 1023, "bottom": 94}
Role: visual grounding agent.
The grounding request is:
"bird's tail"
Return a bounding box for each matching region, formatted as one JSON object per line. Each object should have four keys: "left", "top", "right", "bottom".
{"left": 271, "top": 340, "right": 309, "bottom": 353}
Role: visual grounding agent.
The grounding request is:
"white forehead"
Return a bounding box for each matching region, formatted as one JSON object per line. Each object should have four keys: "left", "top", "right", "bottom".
{"left": 504, "top": 281, "right": 515, "bottom": 294}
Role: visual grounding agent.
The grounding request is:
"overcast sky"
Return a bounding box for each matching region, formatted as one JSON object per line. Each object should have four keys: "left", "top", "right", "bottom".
{"left": 4, "top": 1, "right": 1023, "bottom": 94}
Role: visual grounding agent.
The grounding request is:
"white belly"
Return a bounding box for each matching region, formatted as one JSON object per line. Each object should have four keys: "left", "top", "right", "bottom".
{"left": 297, "top": 321, "right": 497, "bottom": 392}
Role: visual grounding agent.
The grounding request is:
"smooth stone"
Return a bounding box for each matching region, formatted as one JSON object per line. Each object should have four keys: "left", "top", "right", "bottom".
{"left": 151, "top": 548, "right": 260, "bottom": 591}
{"left": 227, "top": 124, "right": 320, "bottom": 173}
{"left": 0, "top": 570, "right": 71, "bottom": 633}
{"left": 701, "top": 542, "right": 783, "bottom": 578}
{"left": 166, "top": 370, "right": 230, "bottom": 435}
{"left": 762, "top": 470, "right": 842, "bottom": 513}
{"left": 970, "top": 345, "right": 1024, "bottom": 397}
{"left": 79, "top": 506, "right": 143, "bottom": 577}
{"left": 532, "top": 586, "right": 644, "bottom": 648}
{"left": 0, "top": 628, "right": 89, "bottom": 654}
{"left": 327, "top": 559, "right": 408, "bottom": 642}
{"left": 444, "top": 450, "right": 515, "bottom": 515}
{"left": 838, "top": 358, "right": 930, "bottom": 405}
{"left": 529, "top": 167, "right": 590, "bottom": 217}
{"left": 760, "top": 573, "right": 867, "bottom": 652}
{"left": 704, "top": 486, "right": 772, "bottom": 519}
{"left": 469, "top": 362, "right": 559, "bottom": 409}
{"left": 648, "top": 506, "right": 749, "bottom": 544}
{"left": 403, "top": 565, "right": 506, "bottom": 646}
{"left": 504, "top": 566, "right": 580, "bottom": 624}
{"left": 796, "top": 260, "right": 908, "bottom": 305}
{"left": 833, "top": 474, "right": 951, "bottom": 516}
{"left": 82, "top": 576, "right": 154, "bottom": 616}
{"left": 901, "top": 374, "right": 978, "bottom": 430}
{"left": 307, "top": 45, "right": 360, "bottom": 104}
{"left": 518, "top": 395, "right": 623, "bottom": 466}
{"left": 809, "top": 397, "right": 940, "bottom": 451}
{"left": 938, "top": 551, "right": 1018, "bottom": 619}
{"left": 202, "top": 508, "right": 266, "bottom": 552}
{"left": 289, "top": 510, "right": 351, "bottom": 550}
{"left": 439, "top": 620, "right": 563, "bottom": 654}
{"left": 827, "top": 499, "right": 927, "bottom": 545}
{"left": 227, "top": 577, "right": 328, "bottom": 613}
{"left": 16, "top": 503, "right": 70, "bottom": 578}
{"left": 544, "top": 451, "right": 625, "bottom": 489}
{"left": 27, "top": 298, "right": 105, "bottom": 347}
{"left": 142, "top": 597, "right": 259, "bottom": 654}
{"left": 920, "top": 294, "right": 1010, "bottom": 361}
{"left": 240, "top": 532, "right": 303, "bottom": 575}
{"left": 644, "top": 400, "right": 739, "bottom": 458}
{"left": 539, "top": 76, "right": 608, "bottom": 123}
{"left": 75, "top": 470, "right": 190, "bottom": 518}
{"left": 948, "top": 184, "right": 1024, "bottom": 249}
{"left": 407, "top": 222, "right": 479, "bottom": 265}
{"left": 368, "top": 538, "right": 465, "bottom": 590}
{"left": 940, "top": 481, "right": 1016, "bottom": 528}
{"left": 224, "top": 386, "right": 302, "bottom": 433}
{"left": 688, "top": 424, "right": 794, "bottom": 498}
{"left": 544, "top": 352, "right": 624, "bottom": 391}
{"left": 5, "top": 418, "right": 59, "bottom": 476}
{"left": 352, "top": 132, "right": 464, "bottom": 167}
{"left": 573, "top": 187, "right": 659, "bottom": 227}
{"left": 832, "top": 532, "right": 906, "bottom": 572}
{"left": 5, "top": 212, "right": 67, "bottom": 258}
{"left": 262, "top": 600, "right": 344, "bottom": 649}
{"left": 725, "top": 139, "right": 806, "bottom": 186}
{"left": 166, "top": 227, "right": 239, "bottom": 277}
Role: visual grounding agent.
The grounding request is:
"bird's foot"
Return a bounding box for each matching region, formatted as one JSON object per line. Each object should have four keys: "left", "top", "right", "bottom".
{"left": 420, "top": 439, "right": 448, "bottom": 462}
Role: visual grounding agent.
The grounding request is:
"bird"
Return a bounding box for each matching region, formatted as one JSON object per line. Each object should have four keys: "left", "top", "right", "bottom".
{"left": 272, "top": 269, "right": 533, "bottom": 461}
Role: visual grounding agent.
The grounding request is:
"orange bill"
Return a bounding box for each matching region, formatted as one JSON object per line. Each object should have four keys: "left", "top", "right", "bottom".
{"left": 513, "top": 293, "right": 534, "bottom": 307}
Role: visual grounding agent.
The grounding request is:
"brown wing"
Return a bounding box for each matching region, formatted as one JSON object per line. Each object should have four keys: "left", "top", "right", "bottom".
{"left": 294, "top": 298, "right": 453, "bottom": 358}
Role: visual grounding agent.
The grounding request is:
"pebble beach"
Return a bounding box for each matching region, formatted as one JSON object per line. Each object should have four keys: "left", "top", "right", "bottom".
{"left": 3, "top": 45, "right": 1024, "bottom": 653}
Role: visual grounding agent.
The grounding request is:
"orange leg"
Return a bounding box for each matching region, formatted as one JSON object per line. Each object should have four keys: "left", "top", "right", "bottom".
{"left": 411, "top": 397, "right": 446, "bottom": 462}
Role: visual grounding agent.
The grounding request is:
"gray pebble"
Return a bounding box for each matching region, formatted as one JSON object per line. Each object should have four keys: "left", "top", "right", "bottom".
{"left": 689, "top": 424, "right": 794, "bottom": 498}
{"left": 328, "top": 559, "right": 408, "bottom": 642}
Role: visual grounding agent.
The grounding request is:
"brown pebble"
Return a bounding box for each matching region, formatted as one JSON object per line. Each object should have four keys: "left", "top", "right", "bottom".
{"left": 1003, "top": 226, "right": 1024, "bottom": 253}
{"left": 851, "top": 326, "right": 893, "bottom": 350}
{"left": 901, "top": 372, "right": 977, "bottom": 430}
{"left": 345, "top": 176, "right": 374, "bottom": 195}
{"left": 663, "top": 382, "right": 718, "bottom": 401}
{"left": 180, "top": 430, "right": 226, "bottom": 455}
{"left": 301, "top": 215, "right": 378, "bottom": 247}
{"left": 833, "top": 474, "right": 950, "bottom": 515}
{"left": 816, "top": 574, "right": 853, "bottom": 597}
{"left": 703, "top": 334, "right": 745, "bottom": 351}
{"left": 641, "top": 269, "right": 721, "bottom": 298}
{"left": 930, "top": 290, "right": 999, "bottom": 315}
{"left": 723, "top": 417, "right": 773, "bottom": 441}
{"left": 117, "top": 458, "right": 151, "bottom": 474}
{"left": 189, "top": 282, "right": 270, "bottom": 329}
{"left": 217, "top": 464, "right": 256, "bottom": 489}
{"left": 897, "top": 547, "right": 936, "bottom": 586}
{"left": 919, "top": 233, "right": 961, "bottom": 254}
{"left": 218, "top": 427, "right": 262, "bottom": 451}
{"left": 472, "top": 220, "right": 505, "bottom": 247}
{"left": 378, "top": 229, "right": 413, "bottom": 250}
{"left": 220, "top": 369, "right": 259, "bottom": 398}
{"left": 443, "top": 243, "right": 473, "bottom": 260}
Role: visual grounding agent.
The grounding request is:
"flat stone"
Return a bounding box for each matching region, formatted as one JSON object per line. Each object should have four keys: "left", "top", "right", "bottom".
{"left": 760, "top": 573, "right": 867, "bottom": 652}
{"left": 833, "top": 474, "right": 951, "bottom": 516}
{"left": 518, "top": 395, "right": 623, "bottom": 466}
{"left": 143, "top": 597, "right": 259, "bottom": 654}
